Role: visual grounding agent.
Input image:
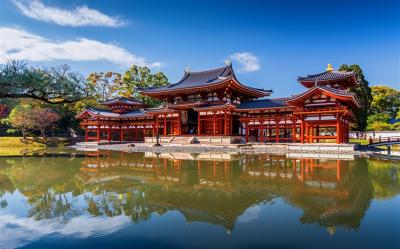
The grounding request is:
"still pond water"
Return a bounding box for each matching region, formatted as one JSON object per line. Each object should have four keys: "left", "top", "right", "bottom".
{"left": 0, "top": 150, "right": 399, "bottom": 249}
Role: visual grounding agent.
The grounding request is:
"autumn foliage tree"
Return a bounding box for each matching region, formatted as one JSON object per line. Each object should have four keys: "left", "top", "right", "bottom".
{"left": 31, "top": 108, "right": 61, "bottom": 138}
{"left": 2, "top": 104, "right": 33, "bottom": 139}
{"left": 2, "top": 104, "right": 60, "bottom": 138}
{"left": 87, "top": 66, "right": 169, "bottom": 107}
{"left": 87, "top": 72, "right": 122, "bottom": 101}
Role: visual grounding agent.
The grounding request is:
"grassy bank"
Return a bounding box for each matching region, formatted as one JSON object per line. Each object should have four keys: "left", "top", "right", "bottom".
{"left": 0, "top": 137, "right": 69, "bottom": 156}
{"left": 349, "top": 138, "right": 369, "bottom": 145}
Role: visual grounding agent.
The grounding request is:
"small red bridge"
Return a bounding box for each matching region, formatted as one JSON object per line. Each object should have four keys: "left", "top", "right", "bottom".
{"left": 368, "top": 136, "right": 400, "bottom": 156}
{"left": 368, "top": 136, "right": 400, "bottom": 147}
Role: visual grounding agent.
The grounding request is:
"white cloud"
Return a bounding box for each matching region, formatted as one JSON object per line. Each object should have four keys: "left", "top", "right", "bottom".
{"left": 230, "top": 52, "right": 260, "bottom": 72}
{"left": 12, "top": 0, "right": 127, "bottom": 27}
{"left": 0, "top": 27, "right": 161, "bottom": 68}
{"left": 237, "top": 204, "right": 262, "bottom": 223}
{"left": 0, "top": 213, "right": 130, "bottom": 249}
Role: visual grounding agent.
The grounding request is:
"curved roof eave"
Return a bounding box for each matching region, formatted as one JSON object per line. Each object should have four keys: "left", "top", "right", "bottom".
{"left": 141, "top": 77, "right": 271, "bottom": 98}
{"left": 287, "top": 86, "right": 361, "bottom": 109}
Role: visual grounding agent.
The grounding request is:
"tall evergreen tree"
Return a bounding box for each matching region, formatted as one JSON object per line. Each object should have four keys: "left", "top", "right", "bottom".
{"left": 339, "top": 64, "right": 372, "bottom": 131}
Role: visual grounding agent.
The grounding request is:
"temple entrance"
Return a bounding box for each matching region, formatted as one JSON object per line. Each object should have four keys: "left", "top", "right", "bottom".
{"left": 183, "top": 109, "right": 198, "bottom": 135}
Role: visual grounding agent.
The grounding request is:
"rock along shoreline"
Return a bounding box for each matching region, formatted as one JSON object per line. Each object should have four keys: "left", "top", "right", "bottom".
{"left": 69, "top": 142, "right": 383, "bottom": 156}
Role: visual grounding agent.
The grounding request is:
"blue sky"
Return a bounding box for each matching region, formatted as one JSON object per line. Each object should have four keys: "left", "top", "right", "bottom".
{"left": 0, "top": 0, "right": 399, "bottom": 97}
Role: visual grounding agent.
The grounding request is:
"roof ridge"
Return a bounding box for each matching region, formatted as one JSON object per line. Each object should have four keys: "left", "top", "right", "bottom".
{"left": 171, "top": 64, "right": 232, "bottom": 87}
{"left": 187, "top": 64, "right": 231, "bottom": 74}
{"left": 298, "top": 70, "right": 355, "bottom": 80}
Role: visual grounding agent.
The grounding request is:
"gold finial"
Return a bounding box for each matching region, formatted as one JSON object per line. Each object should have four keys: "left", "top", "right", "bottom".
{"left": 326, "top": 64, "right": 334, "bottom": 72}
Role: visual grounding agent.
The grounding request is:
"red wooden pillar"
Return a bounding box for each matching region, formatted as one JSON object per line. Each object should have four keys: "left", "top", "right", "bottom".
{"left": 120, "top": 127, "right": 123, "bottom": 142}
{"left": 224, "top": 112, "right": 227, "bottom": 135}
{"left": 156, "top": 118, "right": 159, "bottom": 136}
{"left": 310, "top": 125, "right": 314, "bottom": 143}
{"left": 85, "top": 127, "right": 88, "bottom": 142}
{"left": 292, "top": 118, "right": 296, "bottom": 143}
{"left": 305, "top": 123, "right": 309, "bottom": 143}
{"left": 245, "top": 121, "right": 249, "bottom": 143}
{"left": 340, "top": 119, "right": 343, "bottom": 143}
{"left": 97, "top": 127, "right": 101, "bottom": 142}
{"left": 164, "top": 116, "right": 167, "bottom": 136}
{"left": 213, "top": 112, "right": 216, "bottom": 135}
{"left": 178, "top": 112, "right": 182, "bottom": 135}
{"left": 107, "top": 126, "right": 111, "bottom": 142}
{"left": 260, "top": 120, "right": 264, "bottom": 143}
{"left": 316, "top": 125, "right": 319, "bottom": 143}
{"left": 198, "top": 112, "right": 201, "bottom": 135}
{"left": 336, "top": 116, "right": 341, "bottom": 144}
{"left": 275, "top": 118, "right": 279, "bottom": 143}
{"left": 300, "top": 119, "right": 304, "bottom": 144}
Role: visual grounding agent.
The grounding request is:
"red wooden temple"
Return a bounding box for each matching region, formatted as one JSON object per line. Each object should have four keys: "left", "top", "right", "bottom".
{"left": 77, "top": 63, "right": 360, "bottom": 144}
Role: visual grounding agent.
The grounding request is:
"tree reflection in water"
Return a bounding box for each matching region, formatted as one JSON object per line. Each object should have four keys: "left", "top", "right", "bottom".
{"left": 0, "top": 151, "right": 398, "bottom": 232}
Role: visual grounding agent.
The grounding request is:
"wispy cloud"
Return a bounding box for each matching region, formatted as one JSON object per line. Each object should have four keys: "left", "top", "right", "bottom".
{"left": 12, "top": 0, "right": 127, "bottom": 27}
{"left": 0, "top": 27, "right": 161, "bottom": 68}
{"left": 0, "top": 213, "right": 130, "bottom": 249}
{"left": 229, "top": 52, "right": 260, "bottom": 72}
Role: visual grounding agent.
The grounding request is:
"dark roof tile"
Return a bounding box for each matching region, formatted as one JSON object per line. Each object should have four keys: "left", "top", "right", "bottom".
{"left": 237, "top": 98, "right": 288, "bottom": 110}
{"left": 298, "top": 70, "right": 356, "bottom": 82}
{"left": 101, "top": 97, "right": 143, "bottom": 105}
{"left": 140, "top": 65, "right": 271, "bottom": 96}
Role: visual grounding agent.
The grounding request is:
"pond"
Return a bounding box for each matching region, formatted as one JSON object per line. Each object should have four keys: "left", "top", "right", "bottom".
{"left": 0, "top": 151, "right": 399, "bottom": 249}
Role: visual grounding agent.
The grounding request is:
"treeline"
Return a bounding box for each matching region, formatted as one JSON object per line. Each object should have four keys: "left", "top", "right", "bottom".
{"left": 0, "top": 61, "right": 168, "bottom": 137}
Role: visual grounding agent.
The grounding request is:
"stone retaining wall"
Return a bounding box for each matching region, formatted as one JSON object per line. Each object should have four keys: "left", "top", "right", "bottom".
{"left": 76, "top": 141, "right": 359, "bottom": 155}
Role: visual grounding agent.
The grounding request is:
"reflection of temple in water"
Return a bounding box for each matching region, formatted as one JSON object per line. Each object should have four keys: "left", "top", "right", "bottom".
{"left": 78, "top": 151, "right": 372, "bottom": 231}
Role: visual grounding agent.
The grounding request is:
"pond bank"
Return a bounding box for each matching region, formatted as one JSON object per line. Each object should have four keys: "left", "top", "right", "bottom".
{"left": 70, "top": 142, "right": 378, "bottom": 156}
{"left": 0, "top": 137, "right": 69, "bottom": 156}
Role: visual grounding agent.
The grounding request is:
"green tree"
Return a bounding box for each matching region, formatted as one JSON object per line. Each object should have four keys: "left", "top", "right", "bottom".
{"left": 370, "top": 86, "right": 400, "bottom": 118}
{"left": 121, "top": 65, "right": 168, "bottom": 107}
{"left": 365, "top": 86, "right": 400, "bottom": 131}
{"left": 2, "top": 104, "right": 33, "bottom": 138}
{"left": 0, "top": 61, "right": 94, "bottom": 104}
{"left": 339, "top": 64, "right": 372, "bottom": 131}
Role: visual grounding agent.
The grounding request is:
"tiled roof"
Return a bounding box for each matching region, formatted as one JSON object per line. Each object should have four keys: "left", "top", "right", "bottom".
{"left": 236, "top": 98, "right": 288, "bottom": 110}
{"left": 84, "top": 108, "right": 148, "bottom": 118}
{"left": 140, "top": 65, "right": 271, "bottom": 96}
{"left": 101, "top": 97, "right": 143, "bottom": 105}
{"left": 142, "top": 65, "right": 233, "bottom": 92}
{"left": 298, "top": 70, "right": 356, "bottom": 83}
{"left": 287, "top": 85, "right": 361, "bottom": 107}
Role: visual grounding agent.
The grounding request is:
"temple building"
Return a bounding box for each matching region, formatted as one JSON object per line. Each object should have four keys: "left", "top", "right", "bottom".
{"left": 77, "top": 63, "right": 360, "bottom": 144}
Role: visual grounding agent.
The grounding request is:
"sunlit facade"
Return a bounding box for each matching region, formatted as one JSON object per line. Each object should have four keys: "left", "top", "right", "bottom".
{"left": 77, "top": 63, "right": 360, "bottom": 144}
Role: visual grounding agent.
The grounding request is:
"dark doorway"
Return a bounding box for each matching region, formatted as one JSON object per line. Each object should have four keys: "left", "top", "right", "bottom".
{"left": 186, "top": 109, "right": 198, "bottom": 134}
{"left": 232, "top": 115, "right": 241, "bottom": 135}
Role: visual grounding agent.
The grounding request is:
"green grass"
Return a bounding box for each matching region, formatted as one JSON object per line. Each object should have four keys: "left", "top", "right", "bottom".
{"left": 0, "top": 137, "right": 69, "bottom": 156}
{"left": 349, "top": 138, "right": 370, "bottom": 145}
{"left": 349, "top": 138, "right": 400, "bottom": 151}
